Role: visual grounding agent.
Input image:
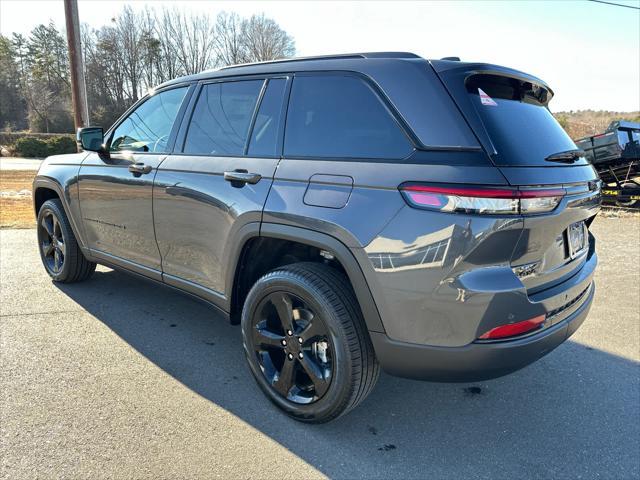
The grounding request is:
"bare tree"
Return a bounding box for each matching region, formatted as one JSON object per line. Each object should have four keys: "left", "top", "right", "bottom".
{"left": 164, "top": 9, "right": 215, "bottom": 75}
{"left": 213, "top": 12, "right": 248, "bottom": 66}
{"left": 241, "top": 14, "right": 295, "bottom": 63}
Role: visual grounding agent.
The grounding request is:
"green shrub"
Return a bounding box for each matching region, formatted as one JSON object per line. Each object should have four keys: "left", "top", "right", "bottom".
{"left": 14, "top": 137, "right": 48, "bottom": 157}
{"left": 13, "top": 135, "right": 77, "bottom": 157}
{"left": 46, "top": 135, "right": 77, "bottom": 155}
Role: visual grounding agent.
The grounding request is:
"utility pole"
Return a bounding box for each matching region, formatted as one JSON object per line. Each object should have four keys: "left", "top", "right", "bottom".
{"left": 64, "top": 0, "right": 90, "bottom": 130}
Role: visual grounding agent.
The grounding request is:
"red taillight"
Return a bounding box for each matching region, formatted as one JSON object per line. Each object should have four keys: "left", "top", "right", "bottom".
{"left": 478, "top": 314, "right": 546, "bottom": 340}
{"left": 399, "top": 184, "right": 565, "bottom": 215}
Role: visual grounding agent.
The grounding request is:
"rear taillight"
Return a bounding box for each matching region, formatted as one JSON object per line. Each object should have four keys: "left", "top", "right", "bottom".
{"left": 478, "top": 314, "right": 546, "bottom": 340}
{"left": 399, "top": 184, "right": 565, "bottom": 215}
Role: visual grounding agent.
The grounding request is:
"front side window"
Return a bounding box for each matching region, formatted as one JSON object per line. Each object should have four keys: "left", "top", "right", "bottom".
{"left": 183, "top": 80, "right": 263, "bottom": 156}
{"left": 110, "top": 87, "right": 188, "bottom": 153}
{"left": 284, "top": 75, "right": 413, "bottom": 159}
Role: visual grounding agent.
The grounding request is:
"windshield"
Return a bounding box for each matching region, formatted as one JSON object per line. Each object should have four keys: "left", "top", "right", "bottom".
{"left": 466, "top": 74, "right": 587, "bottom": 166}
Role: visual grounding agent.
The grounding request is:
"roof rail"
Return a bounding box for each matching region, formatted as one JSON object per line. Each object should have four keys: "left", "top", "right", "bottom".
{"left": 218, "top": 52, "right": 420, "bottom": 70}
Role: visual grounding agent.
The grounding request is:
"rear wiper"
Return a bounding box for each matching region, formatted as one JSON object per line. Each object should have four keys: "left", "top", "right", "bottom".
{"left": 545, "top": 149, "right": 586, "bottom": 163}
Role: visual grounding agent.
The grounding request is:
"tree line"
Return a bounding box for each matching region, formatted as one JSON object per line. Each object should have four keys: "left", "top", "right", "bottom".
{"left": 0, "top": 6, "right": 295, "bottom": 133}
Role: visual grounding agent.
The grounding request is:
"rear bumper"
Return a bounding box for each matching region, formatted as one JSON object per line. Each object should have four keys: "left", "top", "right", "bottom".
{"left": 371, "top": 281, "right": 594, "bottom": 382}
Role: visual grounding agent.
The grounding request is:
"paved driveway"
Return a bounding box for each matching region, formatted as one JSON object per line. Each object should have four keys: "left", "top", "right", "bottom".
{"left": 0, "top": 157, "right": 43, "bottom": 171}
{"left": 1, "top": 216, "right": 638, "bottom": 479}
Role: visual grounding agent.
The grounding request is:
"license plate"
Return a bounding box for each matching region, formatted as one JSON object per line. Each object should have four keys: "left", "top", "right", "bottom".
{"left": 568, "top": 221, "right": 587, "bottom": 259}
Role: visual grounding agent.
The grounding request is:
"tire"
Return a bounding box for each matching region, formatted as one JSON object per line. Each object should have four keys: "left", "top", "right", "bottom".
{"left": 615, "top": 182, "right": 640, "bottom": 208}
{"left": 37, "top": 199, "right": 96, "bottom": 283}
{"left": 241, "top": 262, "right": 379, "bottom": 423}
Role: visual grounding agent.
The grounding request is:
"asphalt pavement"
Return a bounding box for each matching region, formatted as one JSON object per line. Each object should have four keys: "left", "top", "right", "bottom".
{"left": 1, "top": 216, "right": 638, "bottom": 479}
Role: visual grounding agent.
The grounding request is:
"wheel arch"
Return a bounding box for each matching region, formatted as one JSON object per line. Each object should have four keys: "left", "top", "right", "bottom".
{"left": 33, "top": 177, "right": 87, "bottom": 250}
{"left": 227, "top": 222, "right": 385, "bottom": 334}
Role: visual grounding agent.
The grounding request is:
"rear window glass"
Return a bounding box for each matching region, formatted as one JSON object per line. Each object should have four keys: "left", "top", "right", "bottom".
{"left": 466, "top": 74, "right": 585, "bottom": 166}
{"left": 284, "top": 75, "right": 413, "bottom": 160}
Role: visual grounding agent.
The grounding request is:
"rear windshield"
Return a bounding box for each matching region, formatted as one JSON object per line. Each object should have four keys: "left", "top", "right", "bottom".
{"left": 466, "top": 74, "right": 587, "bottom": 166}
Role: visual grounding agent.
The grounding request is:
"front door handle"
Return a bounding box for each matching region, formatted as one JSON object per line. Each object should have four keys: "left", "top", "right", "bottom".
{"left": 224, "top": 170, "right": 262, "bottom": 187}
{"left": 128, "top": 162, "right": 152, "bottom": 176}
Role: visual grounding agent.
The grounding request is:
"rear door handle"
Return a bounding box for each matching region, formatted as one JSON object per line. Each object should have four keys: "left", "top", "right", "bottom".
{"left": 128, "top": 162, "right": 152, "bottom": 175}
{"left": 224, "top": 170, "right": 262, "bottom": 187}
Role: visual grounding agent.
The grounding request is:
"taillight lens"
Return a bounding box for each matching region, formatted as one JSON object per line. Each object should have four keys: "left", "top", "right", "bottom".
{"left": 478, "top": 314, "right": 546, "bottom": 340}
{"left": 400, "top": 184, "right": 565, "bottom": 215}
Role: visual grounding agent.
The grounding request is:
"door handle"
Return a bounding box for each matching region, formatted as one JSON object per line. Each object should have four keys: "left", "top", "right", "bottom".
{"left": 128, "top": 162, "right": 152, "bottom": 176}
{"left": 224, "top": 170, "right": 262, "bottom": 187}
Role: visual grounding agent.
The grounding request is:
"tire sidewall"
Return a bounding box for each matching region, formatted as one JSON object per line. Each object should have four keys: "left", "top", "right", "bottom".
{"left": 241, "top": 272, "right": 354, "bottom": 422}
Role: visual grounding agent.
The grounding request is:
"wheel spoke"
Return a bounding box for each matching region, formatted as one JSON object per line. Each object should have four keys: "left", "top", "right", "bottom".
{"left": 298, "top": 316, "right": 324, "bottom": 344}
{"left": 53, "top": 250, "right": 61, "bottom": 272}
{"left": 254, "top": 324, "right": 285, "bottom": 350}
{"left": 42, "top": 241, "right": 53, "bottom": 256}
{"left": 42, "top": 215, "right": 54, "bottom": 237}
{"left": 273, "top": 357, "right": 296, "bottom": 397}
{"left": 271, "top": 292, "right": 294, "bottom": 333}
{"left": 299, "top": 355, "right": 329, "bottom": 397}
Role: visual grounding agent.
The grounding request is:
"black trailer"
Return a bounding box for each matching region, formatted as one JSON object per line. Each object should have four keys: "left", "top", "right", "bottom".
{"left": 575, "top": 120, "right": 640, "bottom": 207}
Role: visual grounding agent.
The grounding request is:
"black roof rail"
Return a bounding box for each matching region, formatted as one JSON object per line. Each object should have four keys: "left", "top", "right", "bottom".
{"left": 218, "top": 52, "right": 420, "bottom": 71}
{"left": 440, "top": 56, "right": 461, "bottom": 61}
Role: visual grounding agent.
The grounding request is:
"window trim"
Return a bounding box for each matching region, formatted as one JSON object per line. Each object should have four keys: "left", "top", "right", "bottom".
{"left": 175, "top": 74, "right": 292, "bottom": 159}
{"left": 282, "top": 71, "right": 418, "bottom": 161}
{"left": 105, "top": 83, "right": 194, "bottom": 156}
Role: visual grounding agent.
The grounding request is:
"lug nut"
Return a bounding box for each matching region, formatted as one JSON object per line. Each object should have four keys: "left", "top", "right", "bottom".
{"left": 287, "top": 330, "right": 293, "bottom": 336}
{"left": 288, "top": 353, "right": 294, "bottom": 360}
{"left": 298, "top": 352, "right": 304, "bottom": 359}
{"left": 298, "top": 337, "right": 303, "bottom": 344}
{"left": 281, "top": 339, "right": 287, "bottom": 346}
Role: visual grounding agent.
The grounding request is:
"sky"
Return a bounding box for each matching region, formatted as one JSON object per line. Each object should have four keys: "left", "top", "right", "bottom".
{"left": 1, "top": 0, "right": 638, "bottom": 112}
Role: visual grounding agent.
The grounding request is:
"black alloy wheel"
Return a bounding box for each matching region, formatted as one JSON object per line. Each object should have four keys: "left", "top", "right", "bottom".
{"left": 251, "top": 291, "right": 333, "bottom": 404}
{"left": 38, "top": 209, "right": 66, "bottom": 275}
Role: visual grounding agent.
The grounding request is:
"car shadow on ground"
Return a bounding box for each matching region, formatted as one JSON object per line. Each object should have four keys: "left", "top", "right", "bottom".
{"left": 55, "top": 268, "right": 640, "bottom": 479}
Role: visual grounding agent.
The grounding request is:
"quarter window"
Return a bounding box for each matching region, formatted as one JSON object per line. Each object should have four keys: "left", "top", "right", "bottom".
{"left": 183, "top": 80, "right": 263, "bottom": 155}
{"left": 284, "top": 75, "right": 413, "bottom": 159}
{"left": 110, "top": 87, "right": 188, "bottom": 153}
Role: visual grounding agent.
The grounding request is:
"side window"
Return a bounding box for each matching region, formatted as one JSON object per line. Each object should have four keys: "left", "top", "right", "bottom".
{"left": 284, "top": 75, "right": 413, "bottom": 159}
{"left": 183, "top": 80, "right": 263, "bottom": 156}
{"left": 110, "top": 87, "right": 188, "bottom": 153}
{"left": 248, "top": 78, "right": 287, "bottom": 157}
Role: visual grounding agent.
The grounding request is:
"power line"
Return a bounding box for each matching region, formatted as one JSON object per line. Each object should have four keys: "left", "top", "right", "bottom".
{"left": 587, "top": 0, "right": 640, "bottom": 10}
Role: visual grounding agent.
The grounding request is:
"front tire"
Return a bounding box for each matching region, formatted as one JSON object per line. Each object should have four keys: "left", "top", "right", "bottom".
{"left": 241, "top": 262, "right": 379, "bottom": 423}
{"left": 37, "top": 199, "right": 96, "bottom": 283}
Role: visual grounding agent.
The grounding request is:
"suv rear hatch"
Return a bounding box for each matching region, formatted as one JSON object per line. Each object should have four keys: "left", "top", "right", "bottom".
{"left": 431, "top": 60, "right": 601, "bottom": 292}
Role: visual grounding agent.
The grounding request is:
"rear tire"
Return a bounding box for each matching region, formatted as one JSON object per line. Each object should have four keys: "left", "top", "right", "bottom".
{"left": 241, "top": 262, "right": 379, "bottom": 423}
{"left": 37, "top": 199, "right": 96, "bottom": 283}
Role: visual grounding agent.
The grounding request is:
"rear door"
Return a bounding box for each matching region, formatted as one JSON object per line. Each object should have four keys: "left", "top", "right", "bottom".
{"left": 434, "top": 65, "right": 601, "bottom": 291}
{"left": 78, "top": 85, "right": 191, "bottom": 279}
{"left": 153, "top": 76, "right": 289, "bottom": 305}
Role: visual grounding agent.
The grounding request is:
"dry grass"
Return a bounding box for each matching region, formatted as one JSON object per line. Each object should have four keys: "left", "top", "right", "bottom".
{"left": 0, "top": 170, "right": 36, "bottom": 229}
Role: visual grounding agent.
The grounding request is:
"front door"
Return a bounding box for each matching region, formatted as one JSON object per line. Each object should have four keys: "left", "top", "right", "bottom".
{"left": 153, "top": 77, "right": 289, "bottom": 303}
{"left": 78, "top": 85, "right": 190, "bottom": 278}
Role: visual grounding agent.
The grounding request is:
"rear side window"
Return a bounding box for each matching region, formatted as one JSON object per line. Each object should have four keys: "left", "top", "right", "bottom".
{"left": 284, "top": 75, "right": 413, "bottom": 159}
{"left": 248, "top": 78, "right": 287, "bottom": 157}
{"left": 183, "top": 80, "right": 263, "bottom": 155}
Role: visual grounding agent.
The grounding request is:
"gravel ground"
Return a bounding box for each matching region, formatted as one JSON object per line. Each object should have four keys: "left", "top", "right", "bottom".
{"left": 1, "top": 216, "right": 638, "bottom": 479}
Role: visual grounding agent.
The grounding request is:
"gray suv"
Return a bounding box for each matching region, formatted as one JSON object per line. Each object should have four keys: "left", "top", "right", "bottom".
{"left": 33, "top": 52, "right": 600, "bottom": 423}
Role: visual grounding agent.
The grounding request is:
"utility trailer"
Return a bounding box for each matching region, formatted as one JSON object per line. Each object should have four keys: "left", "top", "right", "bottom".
{"left": 575, "top": 120, "right": 640, "bottom": 207}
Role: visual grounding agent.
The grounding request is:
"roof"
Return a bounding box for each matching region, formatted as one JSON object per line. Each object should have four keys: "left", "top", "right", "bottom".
{"left": 158, "top": 52, "right": 426, "bottom": 88}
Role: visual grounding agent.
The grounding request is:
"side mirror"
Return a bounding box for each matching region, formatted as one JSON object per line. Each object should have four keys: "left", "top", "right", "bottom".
{"left": 77, "top": 127, "right": 105, "bottom": 152}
